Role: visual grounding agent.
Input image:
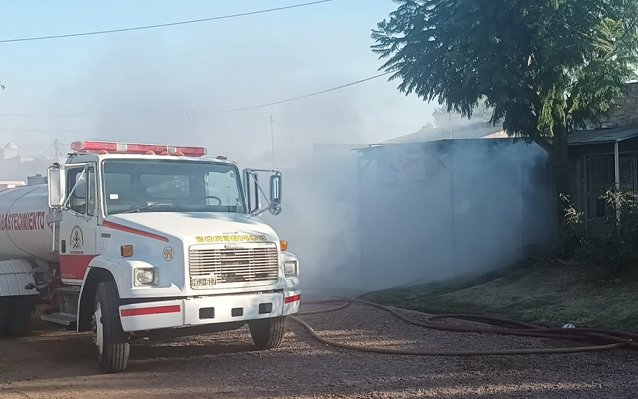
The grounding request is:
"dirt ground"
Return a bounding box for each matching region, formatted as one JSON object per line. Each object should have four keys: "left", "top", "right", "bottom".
{"left": 0, "top": 302, "right": 636, "bottom": 399}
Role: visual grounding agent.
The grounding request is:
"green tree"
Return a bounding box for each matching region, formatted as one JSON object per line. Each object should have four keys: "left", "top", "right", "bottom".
{"left": 372, "top": 0, "right": 638, "bottom": 195}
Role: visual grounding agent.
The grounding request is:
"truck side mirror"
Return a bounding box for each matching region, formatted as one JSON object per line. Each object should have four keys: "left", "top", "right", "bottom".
{"left": 48, "top": 164, "right": 66, "bottom": 209}
{"left": 244, "top": 169, "right": 283, "bottom": 216}
{"left": 269, "top": 174, "right": 281, "bottom": 204}
{"left": 268, "top": 173, "right": 281, "bottom": 215}
{"left": 244, "top": 169, "right": 260, "bottom": 214}
{"left": 269, "top": 174, "right": 282, "bottom": 215}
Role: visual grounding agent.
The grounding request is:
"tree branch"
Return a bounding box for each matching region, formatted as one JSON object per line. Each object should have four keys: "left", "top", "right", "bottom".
{"left": 529, "top": 130, "right": 554, "bottom": 154}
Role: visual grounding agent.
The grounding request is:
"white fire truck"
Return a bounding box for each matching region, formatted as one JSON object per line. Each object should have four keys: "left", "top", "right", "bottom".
{"left": 0, "top": 141, "right": 300, "bottom": 372}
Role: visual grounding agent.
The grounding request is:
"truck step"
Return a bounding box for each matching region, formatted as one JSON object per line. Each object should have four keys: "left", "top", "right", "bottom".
{"left": 41, "top": 312, "right": 77, "bottom": 327}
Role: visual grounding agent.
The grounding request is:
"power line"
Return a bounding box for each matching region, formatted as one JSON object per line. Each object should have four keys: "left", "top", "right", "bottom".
{"left": 201, "top": 72, "right": 392, "bottom": 114}
{"left": 0, "top": 72, "right": 391, "bottom": 119}
{"left": 0, "top": 0, "right": 333, "bottom": 44}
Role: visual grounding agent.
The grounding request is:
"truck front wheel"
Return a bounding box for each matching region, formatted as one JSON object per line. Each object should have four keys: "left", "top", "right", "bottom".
{"left": 249, "top": 316, "right": 285, "bottom": 350}
{"left": 92, "top": 281, "right": 130, "bottom": 372}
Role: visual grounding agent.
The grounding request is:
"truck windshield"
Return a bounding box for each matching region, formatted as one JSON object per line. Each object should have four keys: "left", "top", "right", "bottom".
{"left": 102, "top": 159, "right": 246, "bottom": 215}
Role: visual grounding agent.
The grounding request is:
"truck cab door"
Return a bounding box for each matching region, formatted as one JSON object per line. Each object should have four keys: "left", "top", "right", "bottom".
{"left": 59, "top": 164, "right": 98, "bottom": 285}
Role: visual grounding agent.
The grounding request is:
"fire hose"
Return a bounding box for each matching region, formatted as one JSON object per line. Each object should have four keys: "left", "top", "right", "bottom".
{"left": 289, "top": 299, "right": 636, "bottom": 356}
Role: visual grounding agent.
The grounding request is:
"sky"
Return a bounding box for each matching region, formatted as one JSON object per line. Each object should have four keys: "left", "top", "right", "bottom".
{"left": 0, "top": 0, "right": 436, "bottom": 165}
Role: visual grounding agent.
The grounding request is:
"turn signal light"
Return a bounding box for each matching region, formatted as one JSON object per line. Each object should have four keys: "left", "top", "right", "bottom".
{"left": 280, "top": 240, "right": 288, "bottom": 251}
{"left": 121, "top": 245, "right": 134, "bottom": 257}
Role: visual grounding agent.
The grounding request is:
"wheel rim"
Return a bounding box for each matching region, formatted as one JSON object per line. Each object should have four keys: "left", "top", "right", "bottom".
{"left": 91, "top": 302, "right": 104, "bottom": 356}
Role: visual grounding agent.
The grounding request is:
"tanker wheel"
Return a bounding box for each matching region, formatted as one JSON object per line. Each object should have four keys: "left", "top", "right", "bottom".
{"left": 5, "top": 296, "right": 35, "bottom": 336}
{"left": 92, "top": 281, "right": 130, "bottom": 373}
{"left": 0, "top": 298, "right": 8, "bottom": 338}
{"left": 249, "top": 316, "right": 285, "bottom": 350}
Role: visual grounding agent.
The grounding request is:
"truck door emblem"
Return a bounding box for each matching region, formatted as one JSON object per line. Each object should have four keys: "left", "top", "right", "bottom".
{"left": 162, "top": 246, "right": 175, "bottom": 261}
{"left": 70, "top": 225, "right": 84, "bottom": 252}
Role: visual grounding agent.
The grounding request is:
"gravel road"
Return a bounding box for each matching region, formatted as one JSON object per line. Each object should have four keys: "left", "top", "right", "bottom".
{"left": 0, "top": 302, "right": 636, "bottom": 398}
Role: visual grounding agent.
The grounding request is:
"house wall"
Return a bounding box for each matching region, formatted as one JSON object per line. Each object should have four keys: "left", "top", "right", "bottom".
{"left": 572, "top": 80, "right": 638, "bottom": 212}
{"left": 569, "top": 138, "right": 638, "bottom": 233}
{"left": 602, "top": 82, "right": 638, "bottom": 128}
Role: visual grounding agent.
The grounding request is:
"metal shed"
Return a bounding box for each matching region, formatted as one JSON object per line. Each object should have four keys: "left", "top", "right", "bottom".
{"left": 355, "top": 138, "right": 554, "bottom": 288}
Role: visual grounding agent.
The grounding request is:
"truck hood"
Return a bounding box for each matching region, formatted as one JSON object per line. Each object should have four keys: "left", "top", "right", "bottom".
{"left": 104, "top": 212, "right": 278, "bottom": 243}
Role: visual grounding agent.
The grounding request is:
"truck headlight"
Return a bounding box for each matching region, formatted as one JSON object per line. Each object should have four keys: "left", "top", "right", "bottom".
{"left": 134, "top": 268, "right": 158, "bottom": 286}
{"left": 284, "top": 260, "right": 298, "bottom": 277}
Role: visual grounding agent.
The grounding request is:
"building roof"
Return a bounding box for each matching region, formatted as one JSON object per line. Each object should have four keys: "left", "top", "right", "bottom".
{"left": 568, "top": 126, "right": 638, "bottom": 146}
{"left": 383, "top": 122, "right": 504, "bottom": 144}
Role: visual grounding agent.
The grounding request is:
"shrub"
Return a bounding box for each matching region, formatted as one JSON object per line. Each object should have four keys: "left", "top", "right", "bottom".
{"left": 559, "top": 194, "right": 587, "bottom": 258}
{"left": 560, "top": 190, "right": 638, "bottom": 277}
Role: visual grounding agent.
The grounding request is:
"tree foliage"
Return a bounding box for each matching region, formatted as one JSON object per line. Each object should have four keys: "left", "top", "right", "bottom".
{"left": 372, "top": 0, "right": 638, "bottom": 159}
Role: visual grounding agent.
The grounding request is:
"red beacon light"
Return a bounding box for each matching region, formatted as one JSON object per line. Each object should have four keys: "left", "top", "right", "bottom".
{"left": 71, "top": 141, "right": 207, "bottom": 157}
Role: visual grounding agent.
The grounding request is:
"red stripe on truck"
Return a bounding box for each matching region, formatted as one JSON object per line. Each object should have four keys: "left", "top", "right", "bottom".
{"left": 120, "top": 305, "right": 181, "bottom": 317}
{"left": 103, "top": 220, "right": 169, "bottom": 242}
{"left": 284, "top": 294, "right": 301, "bottom": 304}
{"left": 60, "top": 255, "right": 95, "bottom": 280}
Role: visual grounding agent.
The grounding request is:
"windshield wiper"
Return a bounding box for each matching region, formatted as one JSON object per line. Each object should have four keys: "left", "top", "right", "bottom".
{"left": 122, "top": 202, "right": 170, "bottom": 214}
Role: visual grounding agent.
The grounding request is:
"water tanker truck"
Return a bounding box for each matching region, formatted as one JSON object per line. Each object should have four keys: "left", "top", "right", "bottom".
{"left": 0, "top": 140, "right": 300, "bottom": 372}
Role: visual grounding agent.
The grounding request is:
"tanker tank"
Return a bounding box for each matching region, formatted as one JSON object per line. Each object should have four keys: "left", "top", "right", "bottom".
{"left": 0, "top": 185, "right": 56, "bottom": 263}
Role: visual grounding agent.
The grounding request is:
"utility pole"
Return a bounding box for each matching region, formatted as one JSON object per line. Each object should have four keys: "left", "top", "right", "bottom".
{"left": 270, "top": 115, "right": 275, "bottom": 169}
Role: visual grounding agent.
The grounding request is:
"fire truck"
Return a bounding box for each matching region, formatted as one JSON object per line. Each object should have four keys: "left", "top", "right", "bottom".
{"left": 0, "top": 141, "right": 300, "bottom": 372}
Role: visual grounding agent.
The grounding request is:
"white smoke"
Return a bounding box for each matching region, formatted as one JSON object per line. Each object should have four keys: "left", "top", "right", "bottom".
{"left": 268, "top": 138, "right": 554, "bottom": 295}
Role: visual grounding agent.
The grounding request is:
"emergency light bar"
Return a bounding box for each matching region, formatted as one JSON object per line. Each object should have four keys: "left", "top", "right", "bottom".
{"left": 70, "top": 141, "right": 207, "bottom": 157}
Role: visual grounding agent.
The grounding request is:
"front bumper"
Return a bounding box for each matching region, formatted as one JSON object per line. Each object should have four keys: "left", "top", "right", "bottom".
{"left": 119, "top": 290, "right": 301, "bottom": 332}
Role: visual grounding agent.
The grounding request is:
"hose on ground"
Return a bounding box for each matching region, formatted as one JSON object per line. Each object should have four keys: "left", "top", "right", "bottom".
{"left": 290, "top": 298, "right": 633, "bottom": 356}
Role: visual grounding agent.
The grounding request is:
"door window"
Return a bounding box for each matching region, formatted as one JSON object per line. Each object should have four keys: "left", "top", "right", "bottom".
{"left": 66, "top": 166, "right": 96, "bottom": 216}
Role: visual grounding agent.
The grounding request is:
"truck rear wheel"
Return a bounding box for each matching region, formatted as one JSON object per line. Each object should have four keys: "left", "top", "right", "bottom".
{"left": 6, "top": 297, "right": 34, "bottom": 336}
{"left": 249, "top": 316, "right": 285, "bottom": 350}
{"left": 92, "top": 281, "right": 130, "bottom": 373}
{"left": 0, "top": 298, "right": 8, "bottom": 337}
{"left": 0, "top": 297, "right": 33, "bottom": 337}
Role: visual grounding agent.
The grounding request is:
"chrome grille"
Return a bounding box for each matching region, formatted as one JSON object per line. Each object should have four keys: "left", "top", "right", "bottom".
{"left": 189, "top": 243, "right": 279, "bottom": 288}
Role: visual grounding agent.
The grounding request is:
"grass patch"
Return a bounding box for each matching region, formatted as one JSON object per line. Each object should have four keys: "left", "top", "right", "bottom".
{"left": 361, "top": 259, "right": 638, "bottom": 329}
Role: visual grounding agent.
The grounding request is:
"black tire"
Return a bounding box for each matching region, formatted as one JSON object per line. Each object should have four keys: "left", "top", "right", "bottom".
{"left": 93, "top": 281, "right": 130, "bottom": 373}
{"left": 5, "top": 296, "right": 35, "bottom": 336}
{"left": 0, "top": 298, "right": 9, "bottom": 338}
{"left": 249, "top": 316, "right": 286, "bottom": 350}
